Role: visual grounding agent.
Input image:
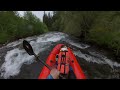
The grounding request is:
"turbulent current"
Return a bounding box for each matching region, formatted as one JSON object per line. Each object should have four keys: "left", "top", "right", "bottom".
{"left": 0, "top": 32, "right": 120, "bottom": 79}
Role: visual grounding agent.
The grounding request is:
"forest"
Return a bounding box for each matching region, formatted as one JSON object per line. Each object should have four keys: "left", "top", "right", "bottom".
{"left": 0, "top": 11, "right": 48, "bottom": 44}
{"left": 43, "top": 11, "right": 120, "bottom": 59}
{"left": 0, "top": 11, "right": 120, "bottom": 59}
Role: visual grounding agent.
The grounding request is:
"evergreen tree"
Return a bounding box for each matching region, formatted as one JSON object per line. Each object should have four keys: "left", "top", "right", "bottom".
{"left": 0, "top": 11, "right": 48, "bottom": 44}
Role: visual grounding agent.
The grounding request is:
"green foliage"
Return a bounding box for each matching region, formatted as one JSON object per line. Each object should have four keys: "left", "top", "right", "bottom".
{"left": 43, "top": 12, "right": 53, "bottom": 31}
{"left": 0, "top": 32, "right": 10, "bottom": 43}
{"left": 44, "top": 11, "right": 120, "bottom": 57}
{"left": 0, "top": 11, "right": 48, "bottom": 44}
{"left": 46, "top": 11, "right": 98, "bottom": 37}
{"left": 87, "top": 11, "right": 120, "bottom": 56}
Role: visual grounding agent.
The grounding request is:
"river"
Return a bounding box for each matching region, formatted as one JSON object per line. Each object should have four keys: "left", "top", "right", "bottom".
{"left": 0, "top": 32, "right": 120, "bottom": 79}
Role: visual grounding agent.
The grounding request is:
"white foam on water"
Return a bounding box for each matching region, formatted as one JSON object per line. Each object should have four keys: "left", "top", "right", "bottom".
{"left": 36, "top": 32, "right": 67, "bottom": 43}
{"left": 6, "top": 36, "right": 37, "bottom": 48}
{"left": 0, "top": 48, "right": 34, "bottom": 79}
{"left": 104, "top": 58, "right": 120, "bottom": 68}
{"left": 0, "top": 44, "right": 50, "bottom": 79}
{"left": 30, "top": 40, "right": 51, "bottom": 55}
{"left": 0, "top": 32, "right": 67, "bottom": 79}
{"left": 6, "top": 39, "right": 23, "bottom": 47}
{"left": 73, "top": 50, "right": 105, "bottom": 64}
{"left": 1, "top": 31, "right": 119, "bottom": 79}
{"left": 67, "top": 40, "right": 90, "bottom": 49}
{"left": 89, "top": 51, "right": 120, "bottom": 68}
{"left": 2, "top": 32, "right": 66, "bottom": 49}
{"left": 74, "top": 50, "right": 120, "bottom": 68}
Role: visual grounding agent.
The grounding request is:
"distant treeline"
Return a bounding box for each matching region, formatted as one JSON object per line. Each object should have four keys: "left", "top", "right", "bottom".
{"left": 0, "top": 11, "right": 48, "bottom": 44}
{"left": 43, "top": 11, "right": 120, "bottom": 59}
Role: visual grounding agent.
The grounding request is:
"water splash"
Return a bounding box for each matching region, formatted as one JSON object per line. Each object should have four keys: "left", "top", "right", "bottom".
{"left": 74, "top": 50, "right": 120, "bottom": 68}
{"left": 0, "top": 32, "right": 68, "bottom": 79}
{"left": 0, "top": 32, "right": 119, "bottom": 79}
{"left": 0, "top": 48, "right": 34, "bottom": 79}
{"left": 66, "top": 39, "right": 90, "bottom": 49}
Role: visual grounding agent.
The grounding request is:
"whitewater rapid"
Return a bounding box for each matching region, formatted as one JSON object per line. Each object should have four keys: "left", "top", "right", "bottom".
{"left": 0, "top": 32, "right": 120, "bottom": 79}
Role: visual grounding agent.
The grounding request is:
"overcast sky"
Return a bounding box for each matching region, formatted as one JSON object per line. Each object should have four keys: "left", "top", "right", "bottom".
{"left": 18, "top": 11, "right": 53, "bottom": 21}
